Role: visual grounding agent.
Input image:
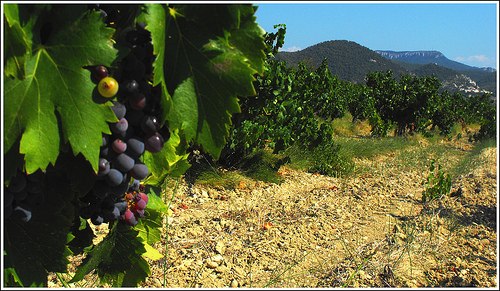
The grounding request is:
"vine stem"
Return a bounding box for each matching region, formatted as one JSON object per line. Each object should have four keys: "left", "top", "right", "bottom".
{"left": 56, "top": 272, "right": 70, "bottom": 288}
{"left": 162, "top": 177, "right": 181, "bottom": 287}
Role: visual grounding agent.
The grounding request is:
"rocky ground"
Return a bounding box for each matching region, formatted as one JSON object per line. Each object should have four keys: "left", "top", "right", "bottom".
{"left": 49, "top": 138, "right": 497, "bottom": 288}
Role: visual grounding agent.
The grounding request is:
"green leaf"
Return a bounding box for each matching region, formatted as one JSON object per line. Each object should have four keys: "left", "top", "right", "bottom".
{"left": 144, "top": 4, "right": 265, "bottom": 160}
{"left": 142, "top": 244, "right": 163, "bottom": 261}
{"left": 135, "top": 207, "right": 163, "bottom": 246}
{"left": 71, "top": 223, "right": 150, "bottom": 287}
{"left": 120, "top": 253, "right": 150, "bottom": 287}
{"left": 135, "top": 188, "right": 168, "bottom": 246}
{"left": 3, "top": 6, "right": 119, "bottom": 174}
{"left": 69, "top": 224, "right": 116, "bottom": 283}
{"left": 4, "top": 166, "right": 76, "bottom": 287}
{"left": 4, "top": 15, "right": 31, "bottom": 79}
{"left": 145, "top": 188, "right": 170, "bottom": 213}
{"left": 137, "top": 5, "right": 172, "bottom": 127}
{"left": 142, "top": 129, "right": 191, "bottom": 186}
{"left": 227, "top": 5, "right": 266, "bottom": 74}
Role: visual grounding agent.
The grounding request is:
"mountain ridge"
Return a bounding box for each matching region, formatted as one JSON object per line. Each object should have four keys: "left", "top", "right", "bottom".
{"left": 273, "top": 40, "right": 496, "bottom": 97}
{"left": 375, "top": 50, "right": 496, "bottom": 73}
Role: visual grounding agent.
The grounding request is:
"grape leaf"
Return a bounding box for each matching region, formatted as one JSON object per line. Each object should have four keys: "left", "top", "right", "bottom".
{"left": 4, "top": 15, "right": 31, "bottom": 79}
{"left": 4, "top": 166, "right": 76, "bottom": 287}
{"left": 142, "top": 129, "right": 191, "bottom": 187}
{"left": 227, "top": 5, "right": 267, "bottom": 74}
{"left": 135, "top": 188, "right": 168, "bottom": 246}
{"left": 3, "top": 6, "right": 119, "bottom": 174}
{"left": 143, "top": 4, "right": 265, "bottom": 160}
{"left": 142, "top": 244, "right": 163, "bottom": 261}
{"left": 71, "top": 223, "right": 150, "bottom": 287}
{"left": 69, "top": 225, "right": 116, "bottom": 283}
{"left": 136, "top": 5, "right": 172, "bottom": 128}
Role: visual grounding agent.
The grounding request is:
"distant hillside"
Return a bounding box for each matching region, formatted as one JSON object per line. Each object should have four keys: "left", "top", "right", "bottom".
{"left": 273, "top": 40, "right": 496, "bottom": 97}
{"left": 375, "top": 50, "right": 496, "bottom": 73}
{"left": 412, "top": 63, "right": 495, "bottom": 96}
{"left": 274, "top": 40, "right": 408, "bottom": 84}
{"left": 393, "top": 59, "right": 496, "bottom": 96}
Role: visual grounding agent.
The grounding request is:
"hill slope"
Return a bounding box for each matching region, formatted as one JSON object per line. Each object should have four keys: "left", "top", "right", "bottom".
{"left": 274, "top": 40, "right": 408, "bottom": 84}
{"left": 274, "top": 40, "right": 496, "bottom": 97}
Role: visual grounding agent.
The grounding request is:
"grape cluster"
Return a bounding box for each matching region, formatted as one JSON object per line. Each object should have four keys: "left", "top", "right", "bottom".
{"left": 4, "top": 169, "right": 45, "bottom": 223}
{"left": 80, "top": 22, "right": 169, "bottom": 227}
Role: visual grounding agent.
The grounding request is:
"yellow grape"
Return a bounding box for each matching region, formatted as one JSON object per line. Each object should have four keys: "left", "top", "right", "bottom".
{"left": 98, "top": 77, "right": 119, "bottom": 98}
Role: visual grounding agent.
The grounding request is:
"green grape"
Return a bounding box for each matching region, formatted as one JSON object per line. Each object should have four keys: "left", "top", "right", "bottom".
{"left": 98, "top": 77, "right": 119, "bottom": 98}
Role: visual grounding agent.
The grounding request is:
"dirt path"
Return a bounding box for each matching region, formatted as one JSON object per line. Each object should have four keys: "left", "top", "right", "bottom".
{"left": 141, "top": 143, "right": 497, "bottom": 288}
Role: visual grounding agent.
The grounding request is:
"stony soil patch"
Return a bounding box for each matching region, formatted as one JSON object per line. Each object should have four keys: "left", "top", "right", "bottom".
{"left": 49, "top": 141, "right": 497, "bottom": 288}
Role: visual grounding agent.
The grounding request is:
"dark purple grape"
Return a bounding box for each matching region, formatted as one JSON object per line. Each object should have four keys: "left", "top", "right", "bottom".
{"left": 4, "top": 189, "right": 14, "bottom": 206}
{"left": 126, "top": 137, "right": 145, "bottom": 157}
{"left": 8, "top": 173, "right": 27, "bottom": 193}
{"left": 110, "top": 118, "right": 129, "bottom": 135}
{"left": 100, "top": 146, "right": 116, "bottom": 160}
{"left": 123, "top": 54, "right": 139, "bottom": 71}
{"left": 136, "top": 22, "right": 147, "bottom": 32}
{"left": 129, "top": 93, "right": 147, "bottom": 110}
{"left": 132, "top": 46, "right": 145, "bottom": 60}
{"left": 79, "top": 205, "right": 96, "bottom": 219}
{"left": 135, "top": 199, "right": 147, "bottom": 211}
{"left": 123, "top": 61, "right": 146, "bottom": 80}
{"left": 126, "top": 31, "right": 140, "bottom": 45}
{"left": 24, "top": 192, "right": 44, "bottom": 206}
{"left": 91, "top": 213, "right": 104, "bottom": 226}
{"left": 11, "top": 203, "right": 32, "bottom": 223}
{"left": 14, "top": 188, "right": 29, "bottom": 202}
{"left": 114, "top": 153, "right": 135, "bottom": 172}
{"left": 98, "top": 9, "right": 108, "bottom": 19}
{"left": 126, "top": 215, "right": 138, "bottom": 226}
{"left": 102, "top": 134, "right": 110, "bottom": 147}
{"left": 112, "top": 139, "right": 127, "bottom": 154}
{"left": 93, "top": 66, "right": 108, "bottom": 81}
{"left": 123, "top": 79, "right": 139, "bottom": 95}
{"left": 128, "top": 179, "right": 140, "bottom": 192}
{"left": 141, "top": 115, "right": 161, "bottom": 134}
{"left": 80, "top": 190, "right": 99, "bottom": 204}
{"left": 139, "top": 80, "right": 152, "bottom": 95}
{"left": 101, "top": 198, "right": 115, "bottom": 214}
{"left": 144, "top": 133, "right": 164, "bottom": 153}
{"left": 25, "top": 181, "right": 43, "bottom": 194}
{"left": 115, "top": 201, "right": 128, "bottom": 215}
{"left": 122, "top": 209, "right": 138, "bottom": 226}
{"left": 126, "top": 109, "right": 145, "bottom": 126}
{"left": 111, "top": 101, "right": 127, "bottom": 119}
{"left": 106, "top": 207, "right": 120, "bottom": 221}
{"left": 108, "top": 173, "right": 130, "bottom": 199}
{"left": 122, "top": 209, "right": 134, "bottom": 220}
{"left": 140, "top": 193, "right": 149, "bottom": 204}
{"left": 134, "top": 209, "right": 145, "bottom": 218}
{"left": 130, "top": 163, "right": 148, "bottom": 180}
{"left": 93, "top": 179, "right": 111, "bottom": 198}
{"left": 105, "top": 169, "right": 124, "bottom": 187}
{"left": 159, "top": 126, "right": 171, "bottom": 143}
{"left": 26, "top": 169, "right": 44, "bottom": 183}
{"left": 98, "top": 158, "right": 110, "bottom": 176}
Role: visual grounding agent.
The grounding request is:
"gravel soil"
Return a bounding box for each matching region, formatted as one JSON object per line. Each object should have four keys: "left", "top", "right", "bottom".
{"left": 49, "top": 139, "right": 497, "bottom": 288}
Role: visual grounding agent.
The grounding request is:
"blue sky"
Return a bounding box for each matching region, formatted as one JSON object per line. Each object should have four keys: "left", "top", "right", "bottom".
{"left": 253, "top": 1, "right": 498, "bottom": 69}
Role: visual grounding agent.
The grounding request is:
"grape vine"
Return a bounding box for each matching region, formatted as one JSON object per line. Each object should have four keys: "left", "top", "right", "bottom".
{"left": 3, "top": 3, "right": 266, "bottom": 287}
